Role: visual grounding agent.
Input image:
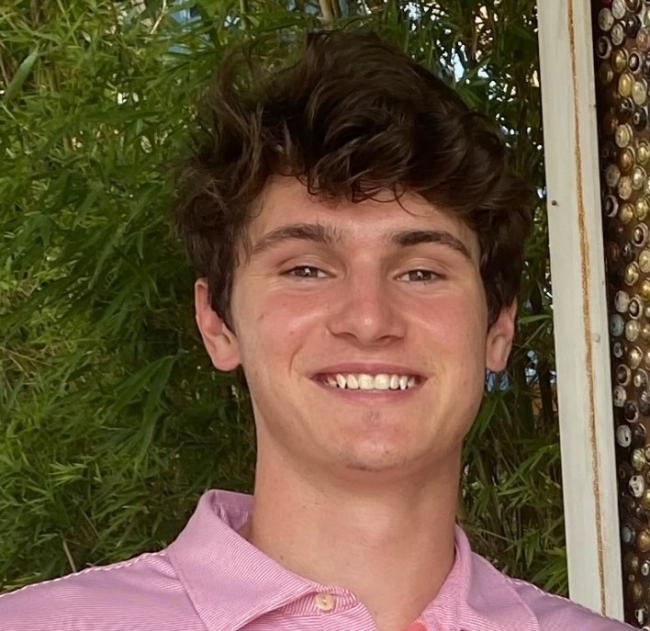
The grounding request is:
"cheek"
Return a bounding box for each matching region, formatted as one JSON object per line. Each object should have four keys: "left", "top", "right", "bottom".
{"left": 412, "top": 293, "right": 489, "bottom": 386}
{"left": 263, "top": 290, "right": 327, "bottom": 333}
{"left": 417, "top": 292, "right": 486, "bottom": 344}
{"left": 239, "top": 291, "right": 318, "bottom": 363}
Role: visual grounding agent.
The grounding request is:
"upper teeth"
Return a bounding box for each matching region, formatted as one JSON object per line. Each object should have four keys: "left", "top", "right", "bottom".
{"left": 325, "top": 374, "right": 417, "bottom": 390}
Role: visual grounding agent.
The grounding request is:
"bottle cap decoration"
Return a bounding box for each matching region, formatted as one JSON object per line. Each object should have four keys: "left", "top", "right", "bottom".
{"left": 596, "top": 0, "right": 650, "bottom": 622}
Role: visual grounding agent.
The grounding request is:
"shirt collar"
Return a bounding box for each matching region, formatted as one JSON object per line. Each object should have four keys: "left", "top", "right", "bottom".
{"left": 167, "top": 490, "right": 320, "bottom": 631}
{"left": 168, "top": 490, "right": 540, "bottom": 631}
{"left": 421, "top": 526, "right": 540, "bottom": 631}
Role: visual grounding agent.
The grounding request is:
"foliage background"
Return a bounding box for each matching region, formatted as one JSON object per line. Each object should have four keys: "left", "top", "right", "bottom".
{"left": 0, "top": 0, "right": 562, "bottom": 594}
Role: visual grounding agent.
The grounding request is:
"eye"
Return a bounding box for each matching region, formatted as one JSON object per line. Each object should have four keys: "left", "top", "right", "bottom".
{"left": 397, "top": 269, "right": 441, "bottom": 283}
{"left": 285, "top": 265, "right": 327, "bottom": 279}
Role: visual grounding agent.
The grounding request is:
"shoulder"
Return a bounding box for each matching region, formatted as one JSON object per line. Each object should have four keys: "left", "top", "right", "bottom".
{"left": 0, "top": 550, "right": 204, "bottom": 631}
{"left": 510, "top": 575, "right": 633, "bottom": 630}
{"left": 470, "top": 551, "right": 633, "bottom": 630}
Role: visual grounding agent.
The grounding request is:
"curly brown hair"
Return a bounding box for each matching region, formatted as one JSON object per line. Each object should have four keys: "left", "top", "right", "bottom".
{"left": 173, "top": 30, "right": 533, "bottom": 328}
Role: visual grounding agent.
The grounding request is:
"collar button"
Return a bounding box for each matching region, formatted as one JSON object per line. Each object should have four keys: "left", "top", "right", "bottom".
{"left": 314, "top": 592, "right": 336, "bottom": 612}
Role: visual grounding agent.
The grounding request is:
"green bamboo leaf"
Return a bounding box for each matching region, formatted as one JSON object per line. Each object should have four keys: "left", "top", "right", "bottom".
{"left": 3, "top": 50, "right": 39, "bottom": 103}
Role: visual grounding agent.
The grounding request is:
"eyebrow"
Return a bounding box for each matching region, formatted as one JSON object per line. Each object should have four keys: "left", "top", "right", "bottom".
{"left": 251, "top": 223, "right": 341, "bottom": 256}
{"left": 390, "top": 229, "right": 472, "bottom": 260}
{"left": 250, "top": 223, "right": 472, "bottom": 260}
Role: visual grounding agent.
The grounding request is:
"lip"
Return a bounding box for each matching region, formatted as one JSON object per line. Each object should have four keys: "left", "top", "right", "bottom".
{"left": 312, "top": 363, "right": 426, "bottom": 379}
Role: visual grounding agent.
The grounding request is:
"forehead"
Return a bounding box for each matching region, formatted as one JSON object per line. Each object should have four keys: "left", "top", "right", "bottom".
{"left": 246, "top": 177, "right": 479, "bottom": 258}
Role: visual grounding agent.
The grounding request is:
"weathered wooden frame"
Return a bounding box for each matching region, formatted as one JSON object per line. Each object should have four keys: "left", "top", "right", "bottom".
{"left": 537, "top": 0, "right": 624, "bottom": 619}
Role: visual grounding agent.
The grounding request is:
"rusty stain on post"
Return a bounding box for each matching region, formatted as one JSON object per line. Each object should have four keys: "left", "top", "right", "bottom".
{"left": 567, "top": 0, "right": 607, "bottom": 613}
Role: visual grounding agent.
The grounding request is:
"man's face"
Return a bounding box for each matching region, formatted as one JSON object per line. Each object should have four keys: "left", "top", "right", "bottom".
{"left": 196, "top": 177, "right": 515, "bottom": 481}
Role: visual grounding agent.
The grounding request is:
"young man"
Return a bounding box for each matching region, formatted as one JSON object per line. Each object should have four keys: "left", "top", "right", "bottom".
{"left": 0, "top": 31, "right": 631, "bottom": 631}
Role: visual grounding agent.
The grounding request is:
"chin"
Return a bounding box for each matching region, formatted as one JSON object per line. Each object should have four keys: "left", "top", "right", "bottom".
{"left": 340, "top": 457, "right": 402, "bottom": 474}
{"left": 335, "top": 441, "right": 421, "bottom": 475}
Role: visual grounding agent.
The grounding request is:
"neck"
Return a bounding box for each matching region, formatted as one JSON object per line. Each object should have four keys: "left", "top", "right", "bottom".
{"left": 244, "top": 452, "right": 460, "bottom": 631}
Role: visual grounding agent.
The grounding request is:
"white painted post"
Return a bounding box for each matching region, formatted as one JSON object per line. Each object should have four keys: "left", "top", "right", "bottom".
{"left": 537, "top": 0, "right": 624, "bottom": 619}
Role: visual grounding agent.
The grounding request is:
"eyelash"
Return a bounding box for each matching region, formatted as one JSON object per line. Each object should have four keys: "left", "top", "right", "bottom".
{"left": 284, "top": 266, "right": 443, "bottom": 283}
{"left": 284, "top": 265, "right": 327, "bottom": 279}
{"left": 397, "top": 269, "right": 443, "bottom": 283}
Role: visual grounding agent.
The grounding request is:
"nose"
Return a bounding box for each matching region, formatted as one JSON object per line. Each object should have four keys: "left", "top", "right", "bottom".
{"left": 326, "top": 271, "right": 406, "bottom": 345}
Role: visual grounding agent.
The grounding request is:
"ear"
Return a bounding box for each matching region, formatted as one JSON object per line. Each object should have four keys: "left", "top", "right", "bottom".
{"left": 194, "top": 278, "right": 241, "bottom": 371}
{"left": 485, "top": 300, "right": 517, "bottom": 372}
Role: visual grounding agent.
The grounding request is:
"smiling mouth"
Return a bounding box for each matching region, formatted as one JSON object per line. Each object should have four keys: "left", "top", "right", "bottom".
{"left": 317, "top": 373, "right": 422, "bottom": 391}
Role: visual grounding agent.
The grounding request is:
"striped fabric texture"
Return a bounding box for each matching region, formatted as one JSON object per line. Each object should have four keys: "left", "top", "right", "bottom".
{"left": 0, "top": 490, "right": 633, "bottom": 631}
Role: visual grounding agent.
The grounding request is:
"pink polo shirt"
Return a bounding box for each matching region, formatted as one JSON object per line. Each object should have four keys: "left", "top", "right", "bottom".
{"left": 0, "top": 489, "right": 632, "bottom": 631}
